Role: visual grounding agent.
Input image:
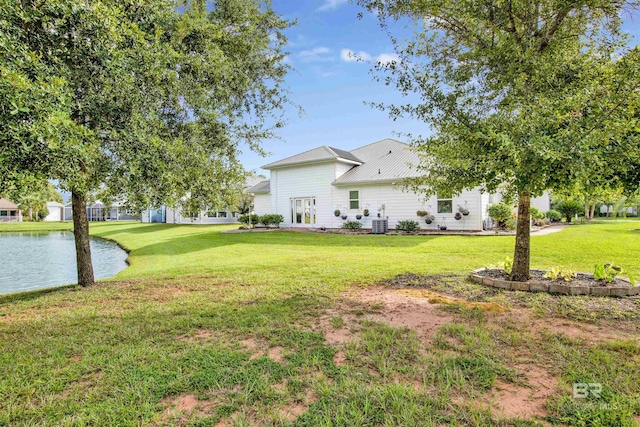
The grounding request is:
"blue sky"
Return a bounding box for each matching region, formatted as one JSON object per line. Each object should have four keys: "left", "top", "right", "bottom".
{"left": 240, "top": 0, "right": 640, "bottom": 174}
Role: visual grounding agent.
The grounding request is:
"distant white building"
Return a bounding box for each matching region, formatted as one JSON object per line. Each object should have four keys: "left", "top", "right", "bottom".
{"left": 43, "top": 201, "right": 65, "bottom": 221}
{"left": 247, "top": 138, "right": 550, "bottom": 231}
{"left": 141, "top": 177, "right": 264, "bottom": 224}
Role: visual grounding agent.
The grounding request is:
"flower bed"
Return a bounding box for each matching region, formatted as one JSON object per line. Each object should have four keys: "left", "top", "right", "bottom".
{"left": 470, "top": 268, "right": 639, "bottom": 297}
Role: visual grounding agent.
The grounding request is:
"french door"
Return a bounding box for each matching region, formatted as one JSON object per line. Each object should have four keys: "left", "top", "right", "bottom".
{"left": 290, "top": 197, "right": 315, "bottom": 226}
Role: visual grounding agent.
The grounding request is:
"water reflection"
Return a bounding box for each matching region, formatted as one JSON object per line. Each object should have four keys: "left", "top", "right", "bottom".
{"left": 0, "top": 231, "right": 128, "bottom": 294}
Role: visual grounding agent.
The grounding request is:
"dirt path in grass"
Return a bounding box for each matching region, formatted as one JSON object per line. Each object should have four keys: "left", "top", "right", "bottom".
{"left": 320, "top": 284, "right": 636, "bottom": 422}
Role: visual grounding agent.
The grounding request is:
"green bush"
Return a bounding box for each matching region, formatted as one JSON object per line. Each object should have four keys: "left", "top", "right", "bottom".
{"left": 505, "top": 218, "right": 517, "bottom": 230}
{"left": 238, "top": 214, "right": 259, "bottom": 225}
{"left": 556, "top": 200, "right": 583, "bottom": 222}
{"left": 259, "top": 214, "right": 271, "bottom": 227}
{"left": 487, "top": 203, "right": 512, "bottom": 228}
{"left": 36, "top": 208, "right": 49, "bottom": 221}
{"left": 341, "top": 221, "right": 362, "bottom": 230}
{"left": 529, "top": 206, "right": 544, "bottom": 220}
{"left": 259, "top": 214, "right": 285, "bottom": 228}
{"left": 396, "top": 220, "right": 420, "bottom": 233}
{"left": 545, "top": 209, "right": 562, "bottom": 222}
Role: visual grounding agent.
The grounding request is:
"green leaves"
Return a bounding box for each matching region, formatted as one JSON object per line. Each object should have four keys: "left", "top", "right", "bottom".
{"left": 1, "top": 0, "right": 293, "bottom": 212}
{"left": 360, "top": 0, "right": 639, "bottom": 200}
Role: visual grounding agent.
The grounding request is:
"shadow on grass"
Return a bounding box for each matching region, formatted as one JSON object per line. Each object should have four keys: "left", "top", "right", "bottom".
{"left": 0, "top": 284, "right": 80, "bottom": 305}
{"left": 127, "top": 228, "right": 443, "bottom": 258}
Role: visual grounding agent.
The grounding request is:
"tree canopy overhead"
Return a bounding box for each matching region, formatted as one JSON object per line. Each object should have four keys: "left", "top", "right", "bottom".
{"left": 359, "top": 0, "right": 640, "bottom": 280}
{"left": 1, "top": 0, "right": 293, "bottom": 285}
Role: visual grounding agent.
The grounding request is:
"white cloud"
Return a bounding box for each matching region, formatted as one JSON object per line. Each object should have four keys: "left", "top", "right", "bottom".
{"left": 340, "top": 48, "right": 398, "bottom": 65}
{"left": 317, "top": 0, "right": 348, "bottom": 12}
{"left": 375, "top": 53, "right": 399, "bottom": 65}
{"left": 320, "top": 71, "right": 341, "bottom": 78}
{"left": 340, "top": 48, "right": 372, "bottom": 62}
{"left": 298, "top": 46, "right": 334, "bottom": 62}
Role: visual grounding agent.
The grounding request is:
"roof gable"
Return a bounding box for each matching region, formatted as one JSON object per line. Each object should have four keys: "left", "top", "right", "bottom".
{"left": 0, "top": 198, "right": 19, "bottom": 209}
{"left": 263, "top": 146, "right": 362, "bottom": 169}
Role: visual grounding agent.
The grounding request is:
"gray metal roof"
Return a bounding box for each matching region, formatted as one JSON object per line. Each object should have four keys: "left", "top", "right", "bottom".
{"left": 333, "top": 139, "right": 422, "bottom": 185}
{"left": 247, "top": 180, "right": 271, "bottom": 193}
{"left": 327, "top": 147, "right": 362, "bottom": 164}
{"left": 262, "top": 146, "right": 362, "bottom": 169}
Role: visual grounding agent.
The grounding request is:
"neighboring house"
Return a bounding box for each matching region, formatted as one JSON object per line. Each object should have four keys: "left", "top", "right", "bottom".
{"left": 141, "top": 207, "right": 167, "bottom": 223}
{"left": 62, "top": 200, "right": 140, "bottom": 222}
{"left": 600, "top": 205, "right": 638, "bottom": 216}
{"left": 248, "top": 138, "right": 550, "bottom": 231}
{"left": 0, "top": 198, "right": 22, "bottom": 223}
{"left": 44, "top": 201, "right": 65, "bottom": 222}
{"left": 142, "top": 177, "right": 264, "bottom": 224}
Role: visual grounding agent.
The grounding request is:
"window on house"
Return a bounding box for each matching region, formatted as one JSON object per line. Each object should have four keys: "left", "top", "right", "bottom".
{"left": 349, "top": 190, "right": 359, "bottom": 210}
{"left": 218, "top": 211, "right": 227, "bottom": 218}
{"left": 437, "top": 192, "right": 453, "bottom": 213}
{"left": 207, "top": 210, "right": 217, "bottom": 218}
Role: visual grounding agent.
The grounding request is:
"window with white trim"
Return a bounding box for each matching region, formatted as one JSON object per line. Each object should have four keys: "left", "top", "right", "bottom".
{"left": 437, "top": 192, "right": 453, "bottom": 213}
{"left": 349, "top": 190, "right": 359, "bottom": 210}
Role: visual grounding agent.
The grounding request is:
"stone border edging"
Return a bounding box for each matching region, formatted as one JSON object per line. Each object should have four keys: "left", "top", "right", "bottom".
{"left": 470, "top": 268, "right": 640, "bottom": 297}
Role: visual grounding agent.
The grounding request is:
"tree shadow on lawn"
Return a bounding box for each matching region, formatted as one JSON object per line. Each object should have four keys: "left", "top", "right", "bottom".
{"left": 90, "top": 222, "right": 181, "bottom": 237}
{"left": 126, "top": 229, "right": 439, "bottom": 259}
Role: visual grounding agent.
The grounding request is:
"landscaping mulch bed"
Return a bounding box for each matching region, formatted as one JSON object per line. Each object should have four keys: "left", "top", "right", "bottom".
{"left": 471, "top": 268, "right": 639, "bottom": 297}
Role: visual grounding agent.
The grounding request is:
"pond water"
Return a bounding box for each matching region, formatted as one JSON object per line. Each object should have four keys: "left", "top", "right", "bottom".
{"left": 0, "top": 232, "right": 128, "bottom": 295}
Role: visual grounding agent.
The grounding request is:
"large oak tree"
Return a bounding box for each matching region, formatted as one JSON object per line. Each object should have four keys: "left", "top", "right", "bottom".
{"left": 1, "top": 0, "right": 291, "bottom": 286}
{"left": 359, "top": 0, "right": 640, "bottom": 280}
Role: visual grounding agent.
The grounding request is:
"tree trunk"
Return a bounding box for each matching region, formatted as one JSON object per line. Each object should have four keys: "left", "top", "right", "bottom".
{"left": 590, "top": 203, "right": 596, "bottom": 220}
{"left": 511, "top": 190, "right": 531, "bottom": 282}
{"left": 72, "top": 189, "right": 95, "bottom": 287}
{"left": 584, "top": 199, "right": 591, "bottom": 220}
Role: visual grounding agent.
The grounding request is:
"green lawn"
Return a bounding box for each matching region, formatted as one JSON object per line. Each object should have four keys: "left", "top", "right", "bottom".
{"left": 0, "top": 221, "right": 639, "bottom": 426}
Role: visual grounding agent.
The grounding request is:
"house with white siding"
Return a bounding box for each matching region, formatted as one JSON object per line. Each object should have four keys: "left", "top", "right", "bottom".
{"left": 147, "top": 177, "right": 264, "bottom": 224}
{"left": 247, "top": 138, "right": 550, "bottom": 231}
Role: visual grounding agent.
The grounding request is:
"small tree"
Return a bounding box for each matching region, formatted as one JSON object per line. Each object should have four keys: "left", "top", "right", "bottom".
{"left": 359, "top": 0, "right": 640, "bottom": 281}
{"left": 487, "top": 204, "right": 512, "bottom": 229}
{"left": 556, "top": 200, "right": 584, "bottom": 223}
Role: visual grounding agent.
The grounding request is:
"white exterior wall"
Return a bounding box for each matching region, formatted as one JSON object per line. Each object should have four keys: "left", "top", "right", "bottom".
{"left": 44, "top": 203, "right": 64, "bottom": 221}
{"left": 331, "top": 185, "right": 484, "bottom": 231}
{"left": 482, "top": 191, "right": 551, "bottom": 228}
{"left": 531, "top": 193, "right": 551, "bottom": 213}
{"left": 252, "top": 194, "right": 271, "bottom": 216}
{"left": 165, "top": 207, "right": 238, "bottom": 224}
{"left": 487, "top": 192, "right": 551, "bottom": 212}
{"left": 269, "top": 162, "right": 336, "bottom": 228}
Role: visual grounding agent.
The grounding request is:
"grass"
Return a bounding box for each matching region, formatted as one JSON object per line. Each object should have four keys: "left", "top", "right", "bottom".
{"left": 0, "top": 220, "right": 639, "bottom": 426}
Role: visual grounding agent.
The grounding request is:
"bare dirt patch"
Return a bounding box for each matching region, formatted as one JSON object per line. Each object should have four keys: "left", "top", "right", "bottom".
{"left": 162, "top": 394, "right": 212, "bottom": 421}
{"left": 333, "top": 351, "right": 346, "bottom": 366}
{"left": 278, "top": 387, "right": 316, "bottom": 421}
{"left": 488, "top": 364, "right": 558, "bottom": 419}
{"left": 240, "top": 337, "right": 258, "bottom": 350}
{"left": 268, "top": 346, "right": 285, "bottom": 362}
{"left": 341, "top": 286, "right": 457, "bottom": 342}
{"left": 504, "top": 308, "right": 638, "bottom": 345}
